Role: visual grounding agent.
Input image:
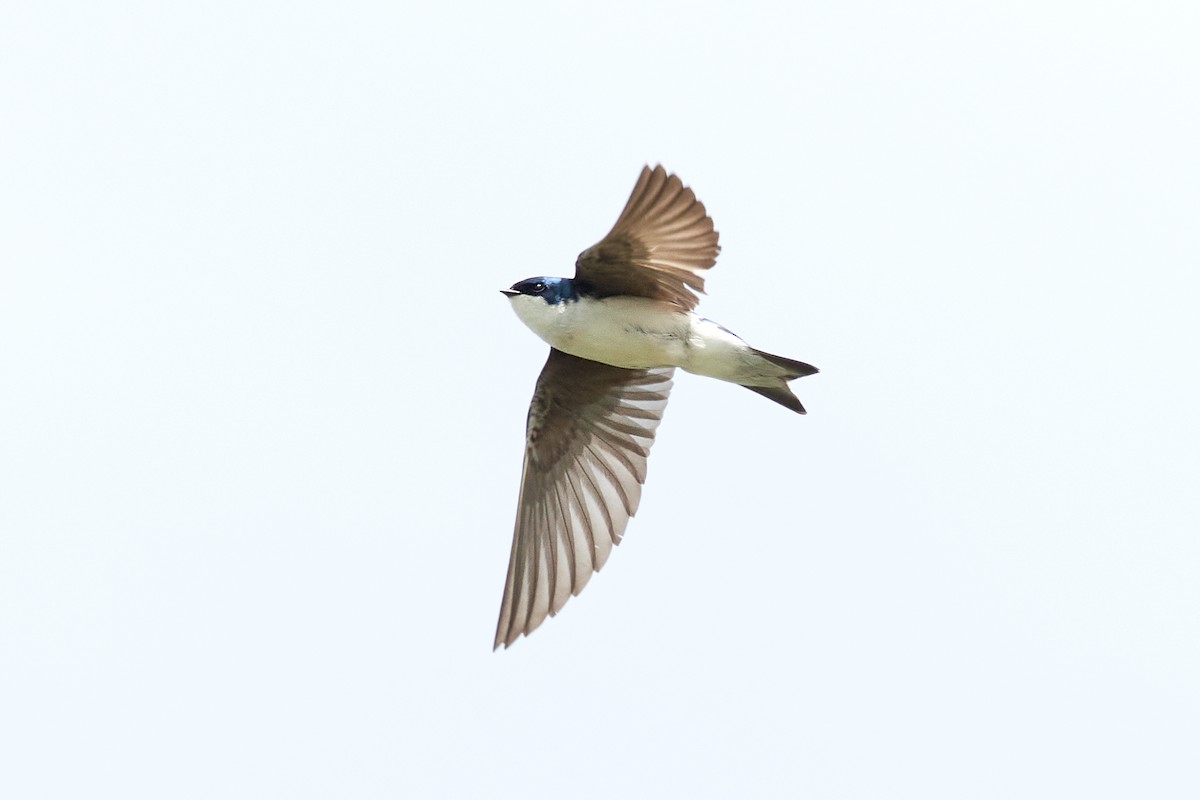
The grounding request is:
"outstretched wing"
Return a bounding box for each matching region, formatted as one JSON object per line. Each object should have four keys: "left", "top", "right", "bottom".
{"left": 495, "top": 348, "right": 674, "bottom": 649}
{"left": 574, "top": 165, "right": 720, "bottom": 311}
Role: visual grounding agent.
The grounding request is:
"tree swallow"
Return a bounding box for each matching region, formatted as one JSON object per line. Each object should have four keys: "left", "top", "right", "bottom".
{"left": 495, "top": 165, "right": 817, "bottom": 649}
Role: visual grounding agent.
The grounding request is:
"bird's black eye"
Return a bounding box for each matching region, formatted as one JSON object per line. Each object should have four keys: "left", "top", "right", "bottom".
{"left": 532, "top": 282, "right": 546, "bottom": 293}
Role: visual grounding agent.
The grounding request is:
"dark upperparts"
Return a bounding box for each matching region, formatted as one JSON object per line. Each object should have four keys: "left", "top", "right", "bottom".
{"left": 506, "top": 276, "right": 598, "bottom": 305}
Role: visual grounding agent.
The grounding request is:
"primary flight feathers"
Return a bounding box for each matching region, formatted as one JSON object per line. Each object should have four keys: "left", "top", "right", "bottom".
{"left": 494, "top": 351, "right": 673, "bottom": 649}
{"left": 575, "top": 165, "right": 720, "bottom": 310}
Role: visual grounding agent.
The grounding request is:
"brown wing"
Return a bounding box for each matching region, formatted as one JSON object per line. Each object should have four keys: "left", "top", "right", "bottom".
{"left": 574, "top": 165, "right": 720, "bottom": 311}
{"left": 495, "top": 349, "right": 674, "bottom": 649}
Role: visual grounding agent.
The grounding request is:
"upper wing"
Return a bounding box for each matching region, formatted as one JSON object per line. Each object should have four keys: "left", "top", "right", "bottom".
{"left": 574, "top": 165, "right": 720, "bottom": 311}
{"left": 495, "top": 348, "right": 674, "bottom": 649}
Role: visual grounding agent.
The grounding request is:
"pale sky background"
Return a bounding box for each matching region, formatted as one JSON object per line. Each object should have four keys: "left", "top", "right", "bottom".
{"left": 2, "top": 1, "right": 1198, "bottom": 797}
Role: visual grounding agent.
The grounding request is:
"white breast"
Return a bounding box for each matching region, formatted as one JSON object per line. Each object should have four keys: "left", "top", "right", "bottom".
{"left": 508, "top": 295, "right": 692, "bottom": 369}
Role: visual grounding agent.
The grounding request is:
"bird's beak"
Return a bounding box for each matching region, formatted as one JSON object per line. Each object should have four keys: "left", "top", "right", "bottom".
{"left": 499, "top": 289, "right": 520, "bottom": 297}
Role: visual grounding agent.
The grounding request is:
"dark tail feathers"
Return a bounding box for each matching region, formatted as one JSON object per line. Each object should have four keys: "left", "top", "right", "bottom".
{"left": 742, "top": 349, "right": 819, "bottom": 414}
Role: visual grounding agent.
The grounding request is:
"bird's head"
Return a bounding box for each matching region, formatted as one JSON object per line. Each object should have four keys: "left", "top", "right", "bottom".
{"left": 500, "top": 277, "right": 577, "bottom": 305}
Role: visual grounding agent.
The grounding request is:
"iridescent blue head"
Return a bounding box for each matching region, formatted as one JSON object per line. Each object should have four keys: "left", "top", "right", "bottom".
{"left": 501, "top": 276, "right": 580, "bottom": 305}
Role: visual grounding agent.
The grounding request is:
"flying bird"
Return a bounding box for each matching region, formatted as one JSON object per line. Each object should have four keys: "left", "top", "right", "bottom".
{"left": 496, "top": 165, "right": 817, "bottom": 649}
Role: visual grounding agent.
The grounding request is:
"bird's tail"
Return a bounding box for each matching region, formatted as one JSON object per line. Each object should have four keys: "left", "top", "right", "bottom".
{"left": 741, "top": 349, "right": 818, "bottom": 414}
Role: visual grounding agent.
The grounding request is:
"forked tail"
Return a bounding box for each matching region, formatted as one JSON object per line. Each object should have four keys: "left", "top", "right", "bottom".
{"left": 741, "top": 349, "right": 819, "bottom": 414}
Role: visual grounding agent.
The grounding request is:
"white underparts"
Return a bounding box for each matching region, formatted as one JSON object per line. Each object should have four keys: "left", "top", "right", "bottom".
{"left": 507, "top": 294, "right": 793, "bottom": 387}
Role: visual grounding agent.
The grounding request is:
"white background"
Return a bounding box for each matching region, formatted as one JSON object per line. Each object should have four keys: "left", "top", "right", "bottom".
{"left": 3, "top": 1, "right": 1198, "bottom": 797}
